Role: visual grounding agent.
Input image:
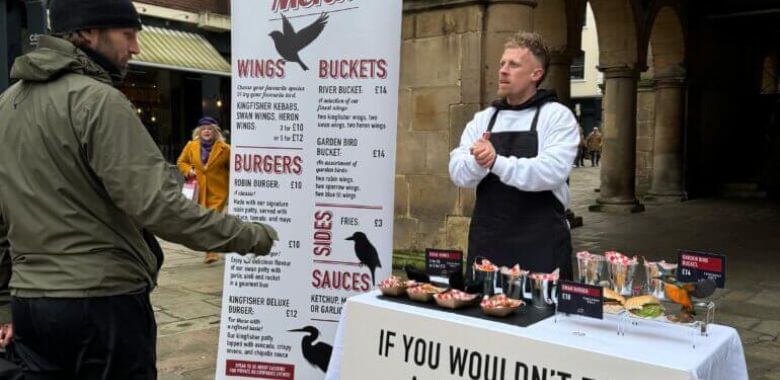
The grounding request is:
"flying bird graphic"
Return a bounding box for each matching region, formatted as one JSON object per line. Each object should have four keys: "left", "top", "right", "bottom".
{"left": 346, "top": 232, "right": 382, "bottom": 286}
{"left": 289, "top": 326, "right": 333, "bottom": 372}
{"left": 269, "top": 13, "right": 329, "bottom": 71}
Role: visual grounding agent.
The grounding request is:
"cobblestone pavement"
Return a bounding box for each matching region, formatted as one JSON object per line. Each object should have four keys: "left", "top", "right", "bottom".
{"left": 155, "top": 166, "right": 780, "bottom": 379}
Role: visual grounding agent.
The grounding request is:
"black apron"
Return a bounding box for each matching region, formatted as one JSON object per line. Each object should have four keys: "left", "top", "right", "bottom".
{"left": 467, "top": 107, "right": 573, "bottom": 281}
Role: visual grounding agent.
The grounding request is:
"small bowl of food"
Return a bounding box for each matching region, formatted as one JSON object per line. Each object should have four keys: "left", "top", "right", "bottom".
{"left": 480, "top": 294, "right": 525, "bottom": 317}
{"left": 379, "top": 276, "right": 415, "bottom": 297}
{"left": 406, "top": 283, "right": 444, "bottom": 302}
{"left": 434, "top": 289, "right": 479, "bottom": 309}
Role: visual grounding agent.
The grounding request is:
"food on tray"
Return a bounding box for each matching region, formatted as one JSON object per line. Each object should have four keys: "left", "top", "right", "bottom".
{"left": 480, "top": 294, "right": 525, "bottom": 317}
{"left": 474, "top": 259, "right": 498, "bottom": 272}
{"left": 434, "top": 289, "right": 478, "bottom": 309}
{"left": 664, "top": 282, "right": 695, "bottom": 313}
{"left": 378, "top": 276, "right": 415, "bottom": 297}
{"left": 602, "top": 288, "right": 626, "bottom": 314}
{"left": 406, "top": 283, "right": 444, "bottom": 302}
{"left": 625, "top": 295, "right": 665, "bottom": 319}
{"left": 408, "top": 283, "right": 444, "bottom": 293}
{"left": 666, "top": 311, "right": 695, "bottom": 324}
{"left": 481, "top": 294, "right": 524, "bottom": 308}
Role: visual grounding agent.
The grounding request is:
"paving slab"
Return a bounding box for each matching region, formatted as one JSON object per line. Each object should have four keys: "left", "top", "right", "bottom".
{"left": 753, "top": 320, "right": 780, "bottom": 338}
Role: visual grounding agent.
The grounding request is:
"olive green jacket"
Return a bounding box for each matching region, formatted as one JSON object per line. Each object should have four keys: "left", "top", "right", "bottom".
{"left": 0, "top": 36, "right": 277, "bottom": 323}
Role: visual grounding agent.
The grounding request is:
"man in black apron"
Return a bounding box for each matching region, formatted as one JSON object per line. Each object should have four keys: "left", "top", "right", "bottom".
{"left": 449, "top": 32, "right": 580, "bottom": 281}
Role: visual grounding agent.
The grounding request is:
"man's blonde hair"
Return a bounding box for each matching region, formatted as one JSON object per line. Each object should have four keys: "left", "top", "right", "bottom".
{"left": 192, "top": 124, "right": 225, "bottom": 142}
{"left": 505, "top": 32, "right": 550, "bottom": 85}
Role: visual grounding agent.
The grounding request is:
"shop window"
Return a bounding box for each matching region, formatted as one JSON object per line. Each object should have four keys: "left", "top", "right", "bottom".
{"left": 570, "top": 51, "right": 585, "bottom": 80}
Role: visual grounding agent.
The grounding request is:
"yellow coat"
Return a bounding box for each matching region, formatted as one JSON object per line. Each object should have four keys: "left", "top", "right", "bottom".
{"left": 177, "top": 139, "right": 231, "bottom": 212}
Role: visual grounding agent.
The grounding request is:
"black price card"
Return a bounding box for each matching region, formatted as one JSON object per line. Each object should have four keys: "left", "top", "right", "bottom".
{"left": 557, "top": 281, "right": 603, "bottom": 320}
{"left": 677, "top": 250, "right": 727, "bottom": 288}
{"left": 425, "top": 249, "right": 463, "bottom": 278}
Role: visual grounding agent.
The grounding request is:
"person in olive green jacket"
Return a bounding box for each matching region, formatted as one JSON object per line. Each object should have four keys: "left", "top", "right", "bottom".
{"left": 0, "top": 0, "right": 278, "bottom": 378}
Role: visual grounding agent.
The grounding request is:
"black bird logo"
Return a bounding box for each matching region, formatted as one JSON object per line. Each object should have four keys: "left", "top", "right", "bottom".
{"left": 346, "top": 232, "right": 382, "bottom": 286}
{"left": 289, "top": 326, "right": 333, "bottom": 372}
{"left": 269, "top": 13, "right": 329, "bottom": 71}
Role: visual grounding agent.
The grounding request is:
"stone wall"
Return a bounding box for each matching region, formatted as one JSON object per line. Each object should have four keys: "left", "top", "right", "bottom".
{"left": 394, "top": 4, "right": 484, "bottom": 253}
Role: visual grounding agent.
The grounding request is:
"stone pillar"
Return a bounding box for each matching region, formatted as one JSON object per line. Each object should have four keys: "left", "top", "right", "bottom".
{"left": 645, "top": 74, "right": 687, "bottom": 202}
{"left": 542, "top": 52, "right": 572, "bottom": 106}
{"left": 635, "top": 77, "right": 656, "bottom": 196}
{"left": 483, "top": 0, "right": 537, "bottom": 106}
{"left": 590, "top": 66, "right": 645, "bottom": 213}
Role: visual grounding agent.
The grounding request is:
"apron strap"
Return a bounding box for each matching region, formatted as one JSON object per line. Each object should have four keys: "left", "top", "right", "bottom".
{"left": 487, "top": 109, "right": 500, "bottom": 133}
{"left": 487, "top": 106, "right": 543, "bottom": 133}
{"left": 530, "top": 106, "right": 542, "bottom": 132}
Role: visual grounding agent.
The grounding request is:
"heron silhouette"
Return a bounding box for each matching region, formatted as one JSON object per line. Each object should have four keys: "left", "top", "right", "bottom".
{"left": 289, "top": 326, "right": 333, "bottom": 372}
{"left": 269, "top": 13, "right": 328, "bottom": 71}
{"left": 346, "top": 232, "right": 382, "bottom": 286}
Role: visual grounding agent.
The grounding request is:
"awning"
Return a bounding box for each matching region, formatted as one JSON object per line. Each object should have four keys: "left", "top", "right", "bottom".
{"left": 130, "top": 25, "right": 231, "bottom": 77}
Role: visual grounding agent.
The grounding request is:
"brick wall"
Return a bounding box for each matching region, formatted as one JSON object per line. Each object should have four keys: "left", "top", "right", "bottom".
{"left": 137, "top": 0, "right": 229, "bottom": 15}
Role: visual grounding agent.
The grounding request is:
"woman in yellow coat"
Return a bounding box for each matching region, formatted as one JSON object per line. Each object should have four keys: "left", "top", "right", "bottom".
{"left": 177, "top": 116, "right": 231, "bottom": 263}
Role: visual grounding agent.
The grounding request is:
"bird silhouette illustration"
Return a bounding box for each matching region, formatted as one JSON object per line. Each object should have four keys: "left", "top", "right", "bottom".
{"left": 346, "top": 232, "right": 382, "bottom": 286}
{"left": 289, "top": 326, "right": 333, "bottom": 372}
{"left": 268, "top": 13, "right": 328, "bottom": 71}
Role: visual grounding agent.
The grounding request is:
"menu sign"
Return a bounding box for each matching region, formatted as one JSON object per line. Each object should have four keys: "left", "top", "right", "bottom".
{"left": 557, "top": 281, "right": 603, "bottom": 320}
{"left": 677, "top": 250, "right": 727, "bottom": 288}
{"left": 425, "top": 249, "right": 463, "bottom": 278}
{"left": 216, "top": 1, "right": 402, "bottom": 379}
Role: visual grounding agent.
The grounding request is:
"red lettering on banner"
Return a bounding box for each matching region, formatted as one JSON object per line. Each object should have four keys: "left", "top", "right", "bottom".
{"left": 234, "top": 154, "right": 303, "bottom": 175}
{"left": 312, "top": 269, "right": 371, "bottom": 292}
{"left": 272, "top": 0, "right": 351, "bottom": 13}
{"left": 318, "top": 59, "right": 388, "bottom": 79}
{"left": 236, "top": 59, "right": 286, "bottom": 78}
{"left": 225, "top": 360, "right": 294, "bottom": 379}
{"left": 313, "top": 210, "right": 333, "bottom": 256}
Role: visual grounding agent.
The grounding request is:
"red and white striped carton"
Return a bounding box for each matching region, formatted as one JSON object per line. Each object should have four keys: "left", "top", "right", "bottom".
{"left": 529, "top": 268, "right": 560, "bottom": 282}
{"left": 576, "top": 251, "right": 593, "bottom": 260}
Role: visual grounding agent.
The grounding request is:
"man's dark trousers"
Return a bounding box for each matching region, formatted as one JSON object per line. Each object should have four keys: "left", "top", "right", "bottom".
{"left": 10, "top": 291, "right": 157, "bottom": 380}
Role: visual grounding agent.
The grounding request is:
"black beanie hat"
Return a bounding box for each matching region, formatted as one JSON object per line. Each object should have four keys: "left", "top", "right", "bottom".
{"left": 49, "top": 0, "right": 142, "bottom": 34}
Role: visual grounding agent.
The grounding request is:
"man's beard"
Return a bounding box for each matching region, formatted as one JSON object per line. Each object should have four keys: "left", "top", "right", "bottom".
{"left": 96, "top": 34, "right": 127, "bottom": 82}
{"left": 497, "top": 87, "right": 509, "bottom": 98}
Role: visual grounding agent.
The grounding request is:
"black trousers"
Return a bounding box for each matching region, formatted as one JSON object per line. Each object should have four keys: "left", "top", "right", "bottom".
{"left": 590, "top": 151, "right": 601, "bottom": 166}
{"left": 575, "top": 148, "right": 586, "bottom": 167}
{"left": 9, "top": 292, "right": 157, "bottom": 380}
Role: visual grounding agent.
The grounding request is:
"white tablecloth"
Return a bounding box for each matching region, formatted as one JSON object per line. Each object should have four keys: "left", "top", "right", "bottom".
{"left": 325, "top": 291, "right": 748, "bottom": 380}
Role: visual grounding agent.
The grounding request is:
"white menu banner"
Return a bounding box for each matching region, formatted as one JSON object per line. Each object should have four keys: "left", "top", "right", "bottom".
{"left": 216, "top": 1, "right": 402, "bottom": 379}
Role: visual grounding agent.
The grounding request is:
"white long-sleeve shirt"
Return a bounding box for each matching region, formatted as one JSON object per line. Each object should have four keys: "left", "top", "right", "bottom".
{"left": 448, "top": 102, "right": 580, "bottom": 208}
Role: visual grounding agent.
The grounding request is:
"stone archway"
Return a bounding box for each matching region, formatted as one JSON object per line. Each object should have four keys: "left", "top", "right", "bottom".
{"left": 644, "top": 5, "right": 687, "bottom": 202}
{"left": 588, "top": 0, "right": 645, "bottom": 212}
{"left": 533, "top": 0, "right": 582, "bottom": 106}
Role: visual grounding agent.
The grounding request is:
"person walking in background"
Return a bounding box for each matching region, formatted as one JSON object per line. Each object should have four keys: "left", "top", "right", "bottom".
{"left": 586, "top": 126, "right": 603, "bottom": 167}
{"left": 177, "top": 117, "right": 232, "bottom": 264}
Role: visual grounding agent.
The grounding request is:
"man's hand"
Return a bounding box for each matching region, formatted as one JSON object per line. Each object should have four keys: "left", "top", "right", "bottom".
{"left": 0, "top": 323, "right": 13, "bottom": 348}
{"left": 470, "top": 132, "right": 496, "bottom": 168}
{"left": 186, "top": 169, "right": 196, "bottom": 179}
